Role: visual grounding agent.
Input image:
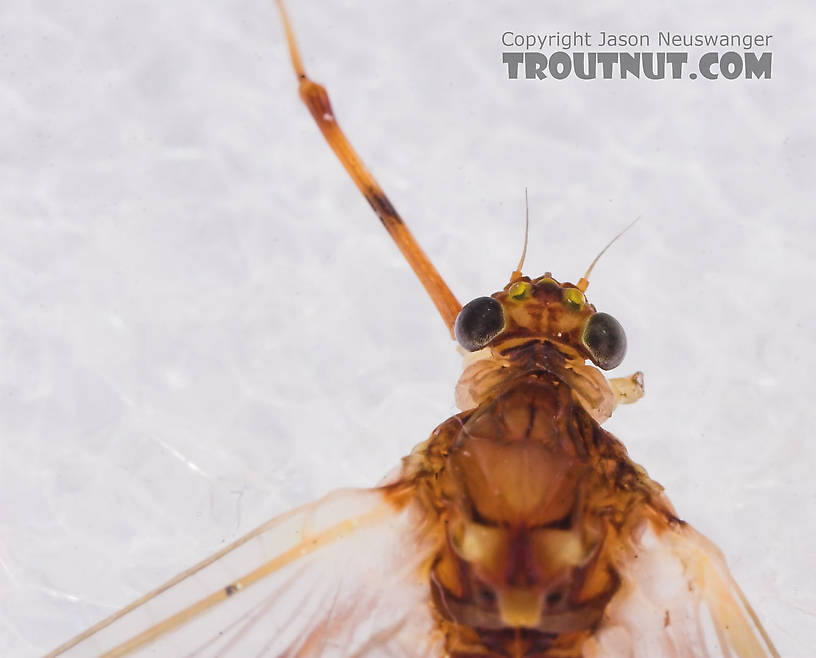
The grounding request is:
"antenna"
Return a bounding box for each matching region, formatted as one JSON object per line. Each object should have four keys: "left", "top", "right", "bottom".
{"left": 576, "top": 216, "right": 640, "bottom": 292}
{"left": 510, "top": 188, "right": 530, "bottom": 282}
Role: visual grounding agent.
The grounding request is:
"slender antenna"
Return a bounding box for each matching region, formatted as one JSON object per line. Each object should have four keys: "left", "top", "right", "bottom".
{"left": 509, "top": 188, "right": 530, "bottom": 282}
{"left": 576, "top": 216, "right": 640, "bottom": 292}
{"left": 275, "top": 0, "right": 462, "bottom": 334}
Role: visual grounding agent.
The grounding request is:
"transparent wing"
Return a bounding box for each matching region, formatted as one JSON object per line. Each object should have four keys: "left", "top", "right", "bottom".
{"left": 49, "top": 484, "right": 443, "bottom": 658}
{"left": 587, "top": 512, "right": 778, "bottom": 658}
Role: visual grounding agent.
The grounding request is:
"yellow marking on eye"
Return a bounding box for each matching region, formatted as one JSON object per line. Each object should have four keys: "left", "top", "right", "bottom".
{"left": 562, "top": 288, "right": 584, "bottom": 310}
{"left": 508, "top": 281, "right": 531, "bottom": 300}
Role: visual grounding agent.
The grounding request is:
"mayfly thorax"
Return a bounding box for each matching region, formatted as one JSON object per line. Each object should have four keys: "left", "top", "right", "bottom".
{"left": 48, "top": 2, "right": 779, "bottom": 657}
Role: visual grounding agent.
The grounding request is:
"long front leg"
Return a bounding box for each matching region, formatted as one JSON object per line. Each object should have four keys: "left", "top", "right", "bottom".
{"left": 276, "top": 0, "right": 462, "bottom": 334}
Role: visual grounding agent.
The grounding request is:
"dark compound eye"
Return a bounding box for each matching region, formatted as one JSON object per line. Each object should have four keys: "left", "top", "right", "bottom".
{"left": 454, "top": 296, "right": 505, "bottom": 352}
{"left": 582, "top": 312, "right": 627, "bottom": 370}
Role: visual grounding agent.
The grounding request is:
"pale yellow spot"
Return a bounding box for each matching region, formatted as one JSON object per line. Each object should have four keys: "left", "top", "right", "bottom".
{"left": 498, "top": 588, "right": 542, "bottom": 628}
{"left": 459, "top": 523, "right": 504, "bottom": 563}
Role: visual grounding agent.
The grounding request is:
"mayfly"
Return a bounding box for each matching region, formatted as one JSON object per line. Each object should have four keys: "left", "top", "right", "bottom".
{"left": 50, "top": 3, "right": 778, "bottom": 657}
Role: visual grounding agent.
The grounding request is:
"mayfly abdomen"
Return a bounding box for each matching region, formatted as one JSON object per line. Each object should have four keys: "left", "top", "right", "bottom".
{"left": 419, "top": 373, "right": 653, "bottom": 657}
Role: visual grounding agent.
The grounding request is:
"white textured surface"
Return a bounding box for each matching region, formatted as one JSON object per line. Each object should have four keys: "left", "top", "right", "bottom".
{"left": 0, "top": 1, "right": 813, "bottom": 656}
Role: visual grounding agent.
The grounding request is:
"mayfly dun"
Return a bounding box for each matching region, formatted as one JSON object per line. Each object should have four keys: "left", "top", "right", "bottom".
{"left": 48, "top": 2, "right": 779, "bottom": 657}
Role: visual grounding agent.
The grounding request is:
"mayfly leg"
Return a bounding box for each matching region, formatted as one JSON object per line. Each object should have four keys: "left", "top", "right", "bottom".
{"left": 609, "top": 371, "right": 645, "bottom": 407}
{"left": 275, "top": 0, "right": 461, "bottom": 333}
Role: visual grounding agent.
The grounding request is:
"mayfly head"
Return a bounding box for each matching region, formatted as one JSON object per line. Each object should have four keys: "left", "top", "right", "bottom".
{"left": 455, "top": 215, "right": 637, "bottom": 371}
{"left": 453, "top": 275, "right": 626, "bottom": 371}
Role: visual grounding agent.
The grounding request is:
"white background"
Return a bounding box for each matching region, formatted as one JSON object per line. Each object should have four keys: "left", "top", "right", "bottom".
{"left": 0, "top": 1, "right": 813, "bottom": 656}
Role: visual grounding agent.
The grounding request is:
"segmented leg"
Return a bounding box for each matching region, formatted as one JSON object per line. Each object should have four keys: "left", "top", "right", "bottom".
{"left": 276, "top": 0, "right": 461, "bottom": 334}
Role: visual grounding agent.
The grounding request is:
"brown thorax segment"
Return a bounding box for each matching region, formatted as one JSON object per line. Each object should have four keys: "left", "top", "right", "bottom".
{"left": 457, "top": 339, "right": 616, "bottom": 425}
{"left": 404, "top": 367, "right": 662, "bottom": 657}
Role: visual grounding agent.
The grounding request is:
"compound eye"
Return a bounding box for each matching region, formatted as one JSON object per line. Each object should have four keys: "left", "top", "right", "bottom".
{"left": 454, "top": 297, "right": 505, "bottom": 352}
{"left": 582, "top": 312, "right": 626, "bottom": 370}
